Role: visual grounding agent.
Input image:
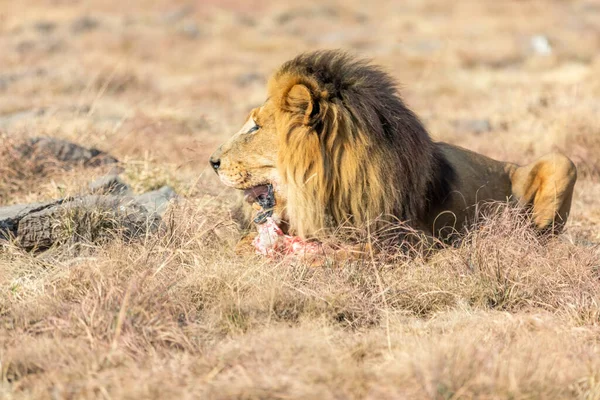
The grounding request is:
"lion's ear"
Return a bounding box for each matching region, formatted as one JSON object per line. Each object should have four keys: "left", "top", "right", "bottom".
{"left": 282, "top": 84, "right": 319, "bottom": 125}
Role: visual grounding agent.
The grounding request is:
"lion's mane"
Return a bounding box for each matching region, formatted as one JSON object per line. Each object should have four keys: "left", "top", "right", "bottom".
{"left": 268, "top": 50, "right": 453, "bottom": 238}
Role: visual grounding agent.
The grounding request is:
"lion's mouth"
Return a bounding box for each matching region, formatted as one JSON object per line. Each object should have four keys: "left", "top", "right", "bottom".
{"left": 244, "top": 184, "right": 275, "bottom": 224}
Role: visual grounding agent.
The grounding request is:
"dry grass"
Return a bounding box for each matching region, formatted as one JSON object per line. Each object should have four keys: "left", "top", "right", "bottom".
{"left": 2, "top": 203, "right": 600, "bottom": 399}
{"left": 1, "top": 0, "right": 600, "bottom": 398}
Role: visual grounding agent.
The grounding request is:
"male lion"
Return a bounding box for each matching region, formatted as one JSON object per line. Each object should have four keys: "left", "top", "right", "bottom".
{"left": 210, "top": 50, "right": 577, "bottom": 248}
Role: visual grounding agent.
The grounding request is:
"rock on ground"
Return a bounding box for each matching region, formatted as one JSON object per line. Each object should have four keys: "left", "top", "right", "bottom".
{"left": 0, "top": 186, "right": 176, "bottom": 250}
{"left": 15, "top": 137, "right": 119, "bottom": 170}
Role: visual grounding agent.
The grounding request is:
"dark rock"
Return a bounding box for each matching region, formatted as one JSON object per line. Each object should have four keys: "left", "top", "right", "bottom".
{"left": 134, "top": 186, "right": 177, "bottom": 217}
{"left": 89, "top": 175, "right": 131, "bottom": 195}
{"left": 0, "top": 200, "right": 64, "bottom": 240}
{"left": 16, "top": 137, "right": 119, "bottom": 169}
{"left": 0, "top": 194, "right": 168, "bottom": 250}
{"left": 16, "top": 196, "right": 159, "bottom": 250}
{"left": 0, "top": 165, "right": 177, "bottom": 249}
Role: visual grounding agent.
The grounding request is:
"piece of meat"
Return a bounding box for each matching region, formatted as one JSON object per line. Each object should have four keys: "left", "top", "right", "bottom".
{"left": 253, "top": 217, "right": 321, "bottom": 257}
{"left": 247, "top": 185, "right": 322, "bottom": 258}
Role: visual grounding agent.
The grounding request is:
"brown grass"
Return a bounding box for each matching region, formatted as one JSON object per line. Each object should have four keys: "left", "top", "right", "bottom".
{"left": 2, "top": 203, "right": 600, "bottom": 399}
{"left": 1, "top": 0, "right": 600, "bottom": 398}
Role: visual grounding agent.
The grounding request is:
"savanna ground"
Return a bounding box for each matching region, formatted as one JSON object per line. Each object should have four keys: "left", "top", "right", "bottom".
{"left": 1, "top": 0, "right": 600, "bottom": 398}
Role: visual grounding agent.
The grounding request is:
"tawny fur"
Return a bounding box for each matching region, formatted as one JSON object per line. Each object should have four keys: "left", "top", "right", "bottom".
{"left": 211, "top": 50, "right": 577, "bottom": 241}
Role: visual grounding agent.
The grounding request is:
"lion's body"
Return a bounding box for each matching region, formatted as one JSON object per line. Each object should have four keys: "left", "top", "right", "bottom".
{"left": 425, "top": 143, "right": 576, "bottom": 238}
{"left": 210, "top": 50, "right": 577, "bottom": 244}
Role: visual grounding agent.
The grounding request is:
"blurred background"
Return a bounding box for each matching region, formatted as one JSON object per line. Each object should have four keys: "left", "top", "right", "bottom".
{"left": 3, "top": 3, "right": 600, "bottom": 397}
{"left": 1, "top": 0, "right": 599, "bottom": 238}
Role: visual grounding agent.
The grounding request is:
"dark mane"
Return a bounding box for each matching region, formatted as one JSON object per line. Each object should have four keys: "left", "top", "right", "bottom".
{"left": 274, "top": 50, "right": 454, "bottom": 234}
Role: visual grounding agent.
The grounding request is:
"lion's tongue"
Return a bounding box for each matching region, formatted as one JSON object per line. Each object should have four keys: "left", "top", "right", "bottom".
{"left": 244, "top": 185, "right": 270, "bottom": 204}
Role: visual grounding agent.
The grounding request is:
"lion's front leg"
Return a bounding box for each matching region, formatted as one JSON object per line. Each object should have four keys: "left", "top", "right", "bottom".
{"left": 235, "top": 231, "right": 258, "bottom": 255}
{"left": 510, "top": 152, "right": 577, "bottom": 233}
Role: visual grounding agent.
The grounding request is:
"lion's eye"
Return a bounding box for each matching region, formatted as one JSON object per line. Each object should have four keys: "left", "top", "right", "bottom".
{"left": 247, "top": 125, "right": 260, "bottom": 134}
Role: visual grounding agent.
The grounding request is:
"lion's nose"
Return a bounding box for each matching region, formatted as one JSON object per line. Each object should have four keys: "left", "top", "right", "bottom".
{"left": 209, "top": 155, "right": 221, "bottom": 172}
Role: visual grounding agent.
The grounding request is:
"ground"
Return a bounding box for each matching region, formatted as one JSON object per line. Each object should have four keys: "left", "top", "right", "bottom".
{"left": 1, "top": 0, "right": 600, "bottom": 398}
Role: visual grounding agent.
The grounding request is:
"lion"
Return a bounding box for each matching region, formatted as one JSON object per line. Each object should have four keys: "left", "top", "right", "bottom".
{"left": 209, "top": 50, "right": 577, "bottom": 249}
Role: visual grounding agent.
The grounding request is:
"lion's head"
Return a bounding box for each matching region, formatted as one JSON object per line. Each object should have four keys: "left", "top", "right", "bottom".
{"left": 211, "top": 50, "right": 446, "bottom": 238}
